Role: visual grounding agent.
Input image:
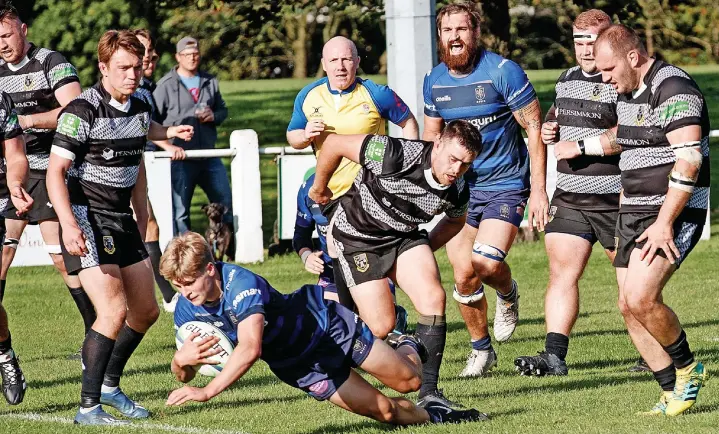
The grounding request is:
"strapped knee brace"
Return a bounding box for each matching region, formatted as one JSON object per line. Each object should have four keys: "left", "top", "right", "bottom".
{"left": 453, "top": 284, "right": 485, "bottom": 305}
{"left": 3, "top": 238, "right": 19, "bottom": 250}
{"left": 472, "top": 242, "right": 507, "bottom": 262}
{"left": 44, "top": 244, "right": 62, "bottom": 255}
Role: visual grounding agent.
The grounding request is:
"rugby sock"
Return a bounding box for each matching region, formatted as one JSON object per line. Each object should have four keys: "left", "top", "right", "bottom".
{"left": 0, "top": 332, "right": 11, "bottom": 355}
{"left": 653, "top": 364, "right": 677, "bottom": 392}
{"left": 416, "top": 314, "right": 446, "bottom": 397}
{"left": 471, "top": 336, "right": 492, "bottom": 351}
{"left": 663, "top": 329, "right": 694, "bottom": 369}
{"left": 0, "top": 279, "right": 5, "bottom": 302}
{"left": 68, "top": 285, "right": 97, "bottom": 335}
{"left": 81, "top": 329, "right": 115, "bottom": 408}
{"left": 103, "top": 324, "right": 145, "bottom": 388}
{"left": 146, "top": 241, "right": 176, "bottom": 303}
{"left": 545, "top": 332, "right": 569, "bottom": 361}
{"left": 497, "top": 280, "right": 517, "bottom": 301}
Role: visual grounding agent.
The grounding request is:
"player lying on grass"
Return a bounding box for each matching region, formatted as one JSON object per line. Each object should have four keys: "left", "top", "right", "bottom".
{"left": 159, "top": 232, "right": 485, "bottom": 425}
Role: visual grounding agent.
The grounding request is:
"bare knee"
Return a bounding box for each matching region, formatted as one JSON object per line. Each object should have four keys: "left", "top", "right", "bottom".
{"left": 415, "top": 288, "right": 445, "bottom": 315}
{"left": 367, "top": 318, "right": 395, "bottom": 339}
{"left": 50, "top": 254, "right": 68, "bottom": 275}
{"left": 394, "top": 371, "right": 422, "bottom": 394}
{"left": 617, "top": 294, "right": 632, "bottom": 318}
{"left": 129, "top": 302, "right": 160, "bottom": 331}
{"left": 625, "top": 292, "right": 658, "bottom": 320}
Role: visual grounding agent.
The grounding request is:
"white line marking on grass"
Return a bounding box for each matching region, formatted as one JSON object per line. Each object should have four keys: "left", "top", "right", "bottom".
{"left": 1, "top": 412, "right": 250, "bottom": 434}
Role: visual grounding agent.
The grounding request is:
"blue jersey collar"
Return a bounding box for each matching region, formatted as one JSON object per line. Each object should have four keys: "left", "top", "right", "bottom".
{"left": 325, "top": 77, "right": 359, "bottom": 95}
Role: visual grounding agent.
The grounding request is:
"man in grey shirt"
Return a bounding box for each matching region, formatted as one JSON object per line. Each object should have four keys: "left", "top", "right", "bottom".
{"left": 153, "top": 36, "right": 232, "bottom": 239}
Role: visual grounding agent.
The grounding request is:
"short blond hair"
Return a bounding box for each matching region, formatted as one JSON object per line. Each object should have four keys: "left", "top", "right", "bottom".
{"left": 573, "top": 9, "right": 612, "bottom": 31}
{"left": 159, "top": 232, "right": 214, "bottom": 284}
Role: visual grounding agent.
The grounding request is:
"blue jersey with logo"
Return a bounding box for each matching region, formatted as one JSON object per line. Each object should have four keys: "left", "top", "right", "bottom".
{"left": 294, "top": 173, "right": 330, "bottom": 265}
{"left": 174, "top": 263, "right": 331, "bottom": 368}
{"left": 423, "top": 50, "right": 536, "bottom": 191}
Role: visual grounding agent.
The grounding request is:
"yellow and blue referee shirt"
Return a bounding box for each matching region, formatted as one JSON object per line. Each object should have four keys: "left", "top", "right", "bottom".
{"left": 288, "top": 77, "right": 411, "bottom": 198}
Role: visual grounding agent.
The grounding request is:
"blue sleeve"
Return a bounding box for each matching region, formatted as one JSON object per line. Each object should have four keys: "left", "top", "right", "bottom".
{"left": 228, "top": 272, "right": 271, "bottom": 323}
{"left": 173, "top": 298, "right": 195, "bottom": 329}
{"left": 491, "top": 59, "right": 537, "bottom": 112}
{"left": 293, "top": 181, "right": 315, "bottom": 253}
{"left": 423, "top": 71, "right": 441, "bottom": 118}
{"left": 287, "top": 82, "right": 319, "bottom": 131}
{"left": 363, "top": 80, "right": 411, "bottom": 125}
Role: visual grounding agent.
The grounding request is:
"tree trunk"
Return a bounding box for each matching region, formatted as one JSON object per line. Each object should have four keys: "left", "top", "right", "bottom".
{"left": 291, "top": 14, "right": 308, "bottom": 79}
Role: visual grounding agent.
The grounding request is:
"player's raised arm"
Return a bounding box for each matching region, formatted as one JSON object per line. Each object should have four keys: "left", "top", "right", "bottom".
{"left": 309, "top": 134, "right": 367, "bottom": 205}
{"left": 167, "top": 313, "right": 264, "bottom": 405}
{"left": 397, "top": 114, "right": 419, "bottom": 140}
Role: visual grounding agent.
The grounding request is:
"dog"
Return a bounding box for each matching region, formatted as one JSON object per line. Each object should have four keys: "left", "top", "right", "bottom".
{"left": 202, "top": 203, "right": 233, "bottom": 261}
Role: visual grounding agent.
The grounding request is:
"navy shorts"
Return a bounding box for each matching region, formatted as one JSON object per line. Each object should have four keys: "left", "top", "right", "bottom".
{"left": 466, "top": 189, "right": 529, "bottom": 228}
{"left": 269, "top": 301, "right": 375, "bottom": 401}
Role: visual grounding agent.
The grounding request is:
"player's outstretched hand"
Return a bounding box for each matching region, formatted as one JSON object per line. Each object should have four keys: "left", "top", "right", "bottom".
{"left": 528, "top": 190, "right": 549, "bottom": 232}
{"left": 62, "top": 225, "right": 88, "bottom": 257}
{"left": 554, "top": 141, "right": 582, "bottom": 161}
{"left": 309, "top": 185, "right": 332, "bottom": 206}
{"left": 166, "top": 385, "right": 210, "bottom": 406}
{"left": 169, "top": 125, "right": 194, "bottom": 142}
{"left": 304, "top": 251, "right": 325, "bottom": 275}
{"left": 9, "top": 185, "right": 33, "bottom": 216}
{"left": 175, "top": 332, "right": 222, "bottom": 368}
{"left": 636, "top": 221, "right": 679, "bottom": 265}
{"left": 541, "top": 121, "right": 559, "bottom": 145}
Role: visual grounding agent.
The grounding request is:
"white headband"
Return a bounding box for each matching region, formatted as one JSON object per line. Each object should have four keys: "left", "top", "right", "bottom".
{"left": 573, "top": 32, "right": 598, "bottom": 41}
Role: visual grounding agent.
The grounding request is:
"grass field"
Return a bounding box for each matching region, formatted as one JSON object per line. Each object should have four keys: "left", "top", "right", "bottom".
{"left": 1, "top": 66, "right": 719, "bottom": 433}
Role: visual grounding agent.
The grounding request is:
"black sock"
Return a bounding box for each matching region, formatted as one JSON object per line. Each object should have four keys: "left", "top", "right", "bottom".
{"left": 663, "top": 329, "right": 694, "bottom": 369}
{"left": 145, "top": 241, "right": 176, "bottom": 303}
{"left": 81, "top": 329, "right": 115, "bottom": 408}
{"left": 545, "top": 332, "right": 569, "bottom": 361}
{"left": 416, "top": 315, "right": 446, "bottom": 397}
{"left": 68, "top": 286, "right": 97, "bottom": 335}
{"left": 0, "top": 279, "right": 5, "bottom": 302}
{"left": 653, "top": 364, "right": 676, "bottom": 392}
{"left": 103, "top": 324, "right": 145, "bottom": 388}
{"left": 0, "top": 332, "right": 11, "bottom": 355}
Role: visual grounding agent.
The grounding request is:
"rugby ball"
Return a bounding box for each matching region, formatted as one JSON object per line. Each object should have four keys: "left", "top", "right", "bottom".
{"left": 175, "top": 321, "right": 235, "bottom": 377}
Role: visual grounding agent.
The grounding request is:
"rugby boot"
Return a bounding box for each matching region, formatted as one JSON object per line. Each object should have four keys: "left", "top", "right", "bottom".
{"left": 514, "top": 351, "right": 568, "bottom": 376}
{"left": 459, "top": 348, "right": 497, "bottom": 378}
{"left": 638, "top": 391, "right": 671, "bottom": 416}
{"left": 417, "top": 389, "right": 466, "bottom": 410}
{"left": 385, "top": 332, "right": 428, "bottom": 363}
{"left": 100, "top": 387, "right": 150, "bottom": 418}
{"left": 665, "top": 361, "right": 708, "bottom": 416}
{"left": 0, "top": 349, "right": 26, "bottom": 405}
{"left": 74, "top": 405, "right": 130, "bottom": 425}
{"left": 493, "top": 280, "right": 519, "bottom": 342}
{"left": 424, "top": 401, "right": 489, "bottom": 423}
{"left": 628, "top": 357, "right": 651, "bottom": 373}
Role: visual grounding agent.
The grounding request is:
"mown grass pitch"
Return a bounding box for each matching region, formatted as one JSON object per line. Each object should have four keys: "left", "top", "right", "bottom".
{"left": 1, "top": 67, "right": 718, "bottom": 433}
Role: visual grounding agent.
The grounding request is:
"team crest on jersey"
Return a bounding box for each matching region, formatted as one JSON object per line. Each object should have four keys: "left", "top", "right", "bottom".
{"left": 24, "top": 75, "right": 33, "bottom": 90}
{"left": 103, "top": 236, "right": 116, "bottom": 255}
{"left": 635, "top": 106, "right": 645, "bottom": 126}
{"left": 499, "top": 204, "right": 510, "bottom": 219}
{"left": 362, "top": 103, "right": 370, "bottom": 114}
{"left": 353, "top": 253, "right": 369, "bottom": 273}
{"left": 590, "top": 84, "right": 601, "bottom": 101}
{"left": 475, "top": 85, "right": 486, "bottom": 103}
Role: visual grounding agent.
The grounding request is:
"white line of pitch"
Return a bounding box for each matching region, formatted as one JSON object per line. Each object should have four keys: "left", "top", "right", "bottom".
{"left": 0, "top": 412, "right": 250, "bottom": 434}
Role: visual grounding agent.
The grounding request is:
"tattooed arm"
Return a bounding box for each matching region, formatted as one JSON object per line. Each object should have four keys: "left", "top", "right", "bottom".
{"left": 553, "top": 125, "right": 622, "bottom": 161}
{"left": 512, "top": 98, "right": 549, "bottom": 231}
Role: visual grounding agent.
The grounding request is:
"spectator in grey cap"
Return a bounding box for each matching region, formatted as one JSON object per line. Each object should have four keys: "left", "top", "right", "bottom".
{"left": 153, "top": 36, "right": 233, "bottom": 244}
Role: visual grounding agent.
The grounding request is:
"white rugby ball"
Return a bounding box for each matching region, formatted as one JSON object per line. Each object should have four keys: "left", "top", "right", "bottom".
{"left": 175, "top": 321, "right": 235, "bottom": 377}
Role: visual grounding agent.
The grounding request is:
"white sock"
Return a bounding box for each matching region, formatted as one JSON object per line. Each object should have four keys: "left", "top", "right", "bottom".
{"left": 101, "top": 385, "right": 119, "bottom": 394}
{"left": 79, "top": 404, "right": 100, "bottom": 414}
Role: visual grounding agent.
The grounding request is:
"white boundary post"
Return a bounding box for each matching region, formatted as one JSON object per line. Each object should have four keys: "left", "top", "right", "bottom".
{"left": 144, "top": 129, "right": 264, "bottom": 263}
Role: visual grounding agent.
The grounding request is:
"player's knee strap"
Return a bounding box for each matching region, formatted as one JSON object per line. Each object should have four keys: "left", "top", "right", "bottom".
{"left": 3, "top": 238, "right": 19, "bottom": 250}
{"left": 472, "top": 242, "right": 507, "bottom": 262}
{"left": 453, "top": 284, "right": 485, "bottom": 305}
{"left": 44, "top": 244, "right": 62, "bottom": 255}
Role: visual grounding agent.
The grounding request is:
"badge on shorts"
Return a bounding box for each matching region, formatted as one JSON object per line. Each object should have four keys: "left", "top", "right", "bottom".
{"left": 548, "top": 205, "right": 557, "bottom": 222}
{"left": 500, "top": 204, "right": 510, "bottom": 219}
{"left": 103, "top": 236, "right": 116, "bottom": 255}
{"left": 614, "top": 236, "right": 619, "bottom": 251}
{"left": 353, "top": 338, "right": 366, "bottom": 354}
{"left": 353, "top": 253, "right": 369, "bottom": 273}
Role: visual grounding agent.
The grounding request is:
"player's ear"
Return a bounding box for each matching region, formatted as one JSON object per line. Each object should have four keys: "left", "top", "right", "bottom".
{"left": 98, "top": 62, "right": 109, "bottom": 77}
{"left": 627, "top": 49, "right": 639, "bottom": 68}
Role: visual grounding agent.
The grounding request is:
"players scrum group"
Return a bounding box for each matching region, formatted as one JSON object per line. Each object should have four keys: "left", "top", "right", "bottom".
{"left": 0, "top": 0, "right": 711, "bottom": 427}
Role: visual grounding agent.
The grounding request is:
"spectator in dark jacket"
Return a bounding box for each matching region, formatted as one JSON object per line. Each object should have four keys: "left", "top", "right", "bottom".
{"left": 153, "top": 36, "right": 232, "bottom": 236}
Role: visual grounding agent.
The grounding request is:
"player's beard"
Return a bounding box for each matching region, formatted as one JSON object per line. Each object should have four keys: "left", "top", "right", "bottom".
{"left": 440, "top": 38, "right": 479, "bottom": 73}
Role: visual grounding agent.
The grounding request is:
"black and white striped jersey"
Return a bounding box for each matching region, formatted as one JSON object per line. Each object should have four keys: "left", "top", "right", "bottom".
{"left": 334, "top": 135, "right": 469, "bottom": 245}
{"left": 0, "top": 44, "right": 79, "bottom": 178}
{"left": 0, "top": 92, "right": 23, "bottom": 210}
{"left": 616, "top": 60, "right": 710, "bottom": 223}
{"left": 550, "top": 66, "right": 620, "bottom": 211}
{"left": 52, "top": 83, "right": 153, "bottom": 215}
